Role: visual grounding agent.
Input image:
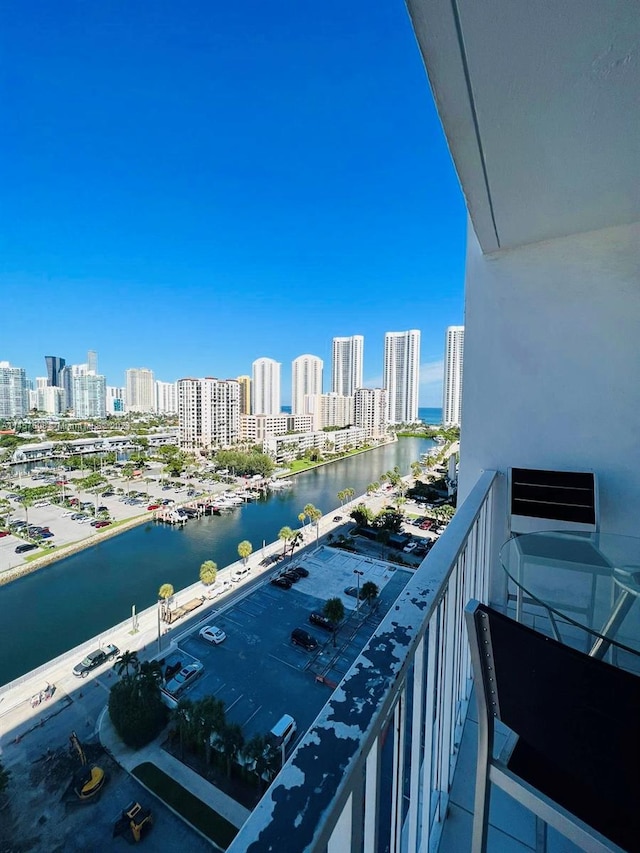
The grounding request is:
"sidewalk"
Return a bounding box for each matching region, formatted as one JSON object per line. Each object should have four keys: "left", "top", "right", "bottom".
{"left": 99, "top": 710, "right": 251, "bottom": 829}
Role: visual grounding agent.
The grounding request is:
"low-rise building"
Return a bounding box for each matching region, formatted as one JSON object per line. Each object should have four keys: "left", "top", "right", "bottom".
{"left": 263, "top": 426, "right": 367, "bottom": 464}
{"left": 240, "top": 414, "right": 314, "bottom": 443}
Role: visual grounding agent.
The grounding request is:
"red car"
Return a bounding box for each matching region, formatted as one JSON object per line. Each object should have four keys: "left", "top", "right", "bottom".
{"left": 0, "top": 530, "right": 10, "bottom": 538}
{"left": 94, "top": 520, "right": 111, "bottom": 529}
{"left": 147, "top": 504, "right": 160, "bottom": 511}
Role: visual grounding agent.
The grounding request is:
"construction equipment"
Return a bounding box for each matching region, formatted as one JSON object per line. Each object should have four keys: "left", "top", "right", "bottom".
{"left": 113, "top": 801, "right": 153, "bottom": 843}
{"left": 68, "top": 731, "right": 105, "bottom": 800}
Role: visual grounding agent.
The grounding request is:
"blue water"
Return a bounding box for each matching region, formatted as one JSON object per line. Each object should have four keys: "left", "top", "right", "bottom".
{"left": 0, "top": 436, "right": 434, "bottom": 684}
{"left": 419, "top": 407, "right": 442, "bottom": 425}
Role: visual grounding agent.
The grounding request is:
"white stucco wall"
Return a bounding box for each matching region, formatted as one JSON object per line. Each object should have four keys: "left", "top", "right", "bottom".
{"left": 458, "top": 219, "right": 640, "bottom": 542}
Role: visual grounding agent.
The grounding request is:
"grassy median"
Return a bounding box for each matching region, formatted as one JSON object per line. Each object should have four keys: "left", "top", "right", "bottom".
{"left": 133, "top": 762, "right": 238, "bottom": 850}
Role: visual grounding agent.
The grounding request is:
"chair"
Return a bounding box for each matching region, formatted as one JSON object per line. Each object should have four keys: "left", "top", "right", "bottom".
{"left": 508, "top": 468, "right": 605, "bottom": 635}
{"left": 465, "top": 600, "right": 640, "bottom": 853}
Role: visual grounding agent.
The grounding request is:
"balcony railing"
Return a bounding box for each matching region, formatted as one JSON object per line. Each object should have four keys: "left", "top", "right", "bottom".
{"left": 229, "top": 469, "right": 498, "bottom": 853}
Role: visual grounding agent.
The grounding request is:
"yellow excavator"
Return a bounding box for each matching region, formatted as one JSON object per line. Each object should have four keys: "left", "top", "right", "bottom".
{"left": 112, "top": 801, "right": 153, "bottom": 843}
{"left": 69, "top": 731, "right": 105, "bottom": 800}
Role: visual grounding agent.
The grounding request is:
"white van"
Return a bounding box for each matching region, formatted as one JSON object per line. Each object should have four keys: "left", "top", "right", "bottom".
{"left": 33, "top": 499, "right": 51, "bottom": 508}
{"left": 232, "top": 565, "right": 251, "bottom": 583}
{"left": 269, "top": 714, "right": 296, "bottom": 750}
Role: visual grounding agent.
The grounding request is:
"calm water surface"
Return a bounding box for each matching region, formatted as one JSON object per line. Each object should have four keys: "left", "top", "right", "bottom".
{"left": 1, "top": 438, "right": 432, "bottom": 684}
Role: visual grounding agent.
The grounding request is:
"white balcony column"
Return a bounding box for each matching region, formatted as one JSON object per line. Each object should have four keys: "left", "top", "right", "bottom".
{"left": 327, "top": 793, "right": 352, "bottom": 853}
{"left": 364, "top": 732, "right": 383, "bottom": 851}
{"left": 407, "top": 634, "right": 426, "bottom": 852}
{"left": 419, "top": 618, "right": 438, "bottom": 851}
{"left": 390, "top": 685, "right": 407, "bottom": 853}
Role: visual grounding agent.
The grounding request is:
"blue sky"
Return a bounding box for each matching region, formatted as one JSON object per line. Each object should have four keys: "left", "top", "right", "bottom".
{"left": 1, "top": 1, "right": 466, "bottom": 406}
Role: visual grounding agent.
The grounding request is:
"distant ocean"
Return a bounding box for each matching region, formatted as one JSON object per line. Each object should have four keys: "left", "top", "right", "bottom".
{"left": 282, "top": 404, "right": 442, "bottom": 425}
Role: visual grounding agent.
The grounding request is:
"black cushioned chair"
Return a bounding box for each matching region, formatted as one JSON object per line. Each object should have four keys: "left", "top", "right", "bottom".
{"left": 465, "top": 600, "right": 640, "bottom": 853}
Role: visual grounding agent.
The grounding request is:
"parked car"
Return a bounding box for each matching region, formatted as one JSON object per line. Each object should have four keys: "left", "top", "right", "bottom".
{"left": 73, "top": 643, "right": 119, "bottom": 677}
{"left": 0, "top": 530, "right": 10, "bottom": 538}
{"left": 209, "top": 579, "right": 232, "bottom": 597}
{"left": 271, "top": 576, "right": 292, "bottom": 589}
{"left": 147, "top": 504, "right": 160, "bottom": 511}
{"left": 290, "top": 565, "right": 309, "bottom": 578}
{"left": 344, "top": 586, "right": 365, "bottom": 600}
{"left": 281, "top": 570, "right": 300, "bottom": 583}
{"left": 333, "top": 515, "right": 342, "bottom": 522}
{"left": 199, "top": 625, "right": 226, "bottom": 644}
{"left": 403, "top": 542, "right": 418, "bottom": 553}
{"left": 94, "top": 520, "right": 112, "bottom": 529}
{"left": 164, "top": 661, "right": 204, "bottom": 696}
{"left": 15, "top": 543, "right": 37, "bottom": 554}
{"left": 232, "top": 565, "right": 251, "bottom": 583}
{"left": 309, "top": 611, "right": 334, "bottom": 631}
{"left": 291, "top": 628, "right": 319, "bottom": 651}
{"left": 101, "top": 490, "right": 115, "bottom": 497}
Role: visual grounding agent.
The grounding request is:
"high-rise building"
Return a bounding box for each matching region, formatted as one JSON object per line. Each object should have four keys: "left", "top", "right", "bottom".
{"left": 44, "top": 355, "right": 66, "bottom": 387}
{"left": 383, "top": 330, "right": 421, "bottom": 424}
{"left": 178, "top": 378, "right": 240, "bottom": 450}
{"left": 59, "top": 362, "right": 89, "bottom": 412}
{"left": 73, "top": 373, "right": 106, "bottom": 418}
{"left": 252, "top": 358, "right": 281, "bottom": 415}
{"left": 236, "top": 375, "right": 251, "bottom": 415}
{"left": 291, "top": 355, "right": 323, "bottom": 415}
{"left": 303, "top": 393, "right": 354, "bottom": 431}
{"left": 106, "top": 386, "right": 126, "bottom": 416}
{"left": 38, "top": 386, "right": 66, "bottom": 415}
{"left": 155, "top": 380, "right": 178, "bottom": 415}
{"left": 354, "top": 388, "right": 388, "bottom": 439}
{"left": 0, "top": 362, "right": 28, "bottom": 417}
{"left": 331, "top": 335, "right": 364, "bottom": 397}
{"left": 87, "top": 350, "right": 98, "bottom": 374}
{"left": 125, "top": 368, "right": 155, "bottom": 413}
{"left": 443, "top": 326, "right": 464, "bottom": 427}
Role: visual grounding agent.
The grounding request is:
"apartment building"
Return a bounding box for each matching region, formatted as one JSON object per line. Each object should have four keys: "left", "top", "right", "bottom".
{"left": 178, "top": 377, "right": 240, "bottom": 451}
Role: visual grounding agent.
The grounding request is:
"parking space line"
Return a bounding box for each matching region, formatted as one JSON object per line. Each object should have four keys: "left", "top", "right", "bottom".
{"left": 226, "top": 693, "right": 244, "bottom": 712}
{"left": 242, "top": 705, "right": 263, "bottom": 727}
{"left": 268, "top": 653, "right": 305, "bottom": 673}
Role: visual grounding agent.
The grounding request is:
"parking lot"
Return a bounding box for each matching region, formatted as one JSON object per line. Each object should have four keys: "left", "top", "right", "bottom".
{"left": 168, "top": 547, "right": 412, "bottom": 756}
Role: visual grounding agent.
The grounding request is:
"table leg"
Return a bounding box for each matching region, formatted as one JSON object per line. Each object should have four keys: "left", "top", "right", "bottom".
{"left": 589, "top": 590, "right": 634, "bottom": 659}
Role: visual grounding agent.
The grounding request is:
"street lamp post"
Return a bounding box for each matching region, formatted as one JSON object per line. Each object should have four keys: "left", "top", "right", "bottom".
{"left": 157, "top": 599, "right": 162, "bottom": 654}
{"left": 354, "top": 569, "right": 364, "bottom": 611}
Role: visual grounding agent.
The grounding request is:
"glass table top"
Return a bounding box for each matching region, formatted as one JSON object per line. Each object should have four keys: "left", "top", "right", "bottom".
{"left": 500, "top": 531, "right": 640, "bottom": 661}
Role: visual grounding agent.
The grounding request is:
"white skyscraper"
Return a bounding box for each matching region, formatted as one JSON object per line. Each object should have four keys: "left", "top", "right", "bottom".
{"left": 331, "top": 335, "right": 364, "bottom": 397}
{"left": 73, "top": 373, "right": 106, "bottom": 418}
{"left": 155, "top": 380, "right": 178, "bottom": 415}
{"left": 252, "top": 358, "right": 281, "bottom": 415}
{"left": 291, "top": 355, "right": 323, "bottom": 415}
{"left": 178, "top": 378, "right": 240, "bottom": 450}
{"left": 443, "top": 325, "right": 464, "bottom": 427}
{"left": 106, "top": 386, "right": 126, "bottom": 416}
{"left": 354, "top": 388, "right": 388, "bottom": 439}
{"left": 383, "top": 330, "right": 421, "bottom": 424}
{"left": 125, "top": 368, "right": 155, "bottom": 413}
{"left": 0, "top": 362, "right": 28, "bottom": 417}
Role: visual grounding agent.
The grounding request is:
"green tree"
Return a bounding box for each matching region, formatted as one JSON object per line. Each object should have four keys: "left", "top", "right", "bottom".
{"left": 219, "top": 721, "right": 245, "bottom": 778}
{"left": 324, "top": 597, "right": 345, "bottom": 647}
{"left": 108, "top": 672, "right": 168, "bottom": 749}
{"left": 350, "top": 503, "right": 373, "bottom": 527}
{"left": 137, "top": 660, "right": 163, "bottom": 696}
{"left": 278, "top": 526, "right": 294, "bottom": 555}
{"left": 237, "top": 540, "right": 253, "bottom": 565}
{"left": 244, "top": 735, "right": 279, "bottom": 791}
{"left": 158, "top": 583, "right": 174, "bottom": 621}
{"left": 199, "top": 560, "right": 217, "bottom": 590}
{"left": 303, "top": 503, "right": 322, "bottom": 544}
{"left": 337, "top": 490, "right": 346, "bottom": 506}
{"left": 171, "top": 698, "right": 194, "bottom": 761}
{"left": 115, "top": 649, "right": 140, "bottom": 680}
{"left": 361, "top": 581, "right": 379, "bottom": 608}
{"left": 192, "top": 696, "right": 225, "bottom": 765}
{"left": 344, "top": 487, "right": 355, "bottom": 503}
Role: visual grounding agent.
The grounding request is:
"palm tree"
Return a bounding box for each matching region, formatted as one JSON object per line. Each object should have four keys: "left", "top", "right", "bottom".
{"left": 158, "top": 583, "right": 174, "bottom": 621}
{"left": 337, "top": 490, "right": 346, "bottom": 507}
{"left": 171, "top": 697, "right": 194, "bottom": 760}
{"left": 278, "top": 526, "right": 294, "bottom": 556}
{"left": 199, "top": 560, "right": 217, "bottom": 592}
{"left": 297, "top": 512, "right": 307, "bottom": 533}
{"left": 115, "top": 649, "right": 140, "bottom": 679}
{"left": 237, "top": 540, "right": 252, "bottom": 566}
{"left": 137, "top": 660, "right": 163, "bottom": 693}
{"left": 304, "top": 504, "right": 323, "bottom": 544}
{"left": 193, "top": 696, "right": 225, "bottom": 765}
{"left": 344, "top": 487, "right": 355, "bottom": 504}
{"left": 244, "top": 734, "right": 279, "bottom": 791}
{"left": 289, "top": 530, "right": 303, "bottom": 558}
{"left": 219, "top": 721, "right": 245, "bottom": 778}
{"left": 361, "top": 581, "right": 379, "bottom": 608}
{"left": 324, "top": 597, "right": 345, "bottom": 647}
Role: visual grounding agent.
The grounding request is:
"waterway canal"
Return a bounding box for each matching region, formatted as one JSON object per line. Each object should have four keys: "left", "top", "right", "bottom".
{"left": 1, "top": 437, "right": 433, "bottom": 684}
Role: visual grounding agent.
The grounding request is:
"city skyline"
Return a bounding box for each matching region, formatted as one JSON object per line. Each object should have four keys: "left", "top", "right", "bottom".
{"left": 2, "top": 2, "right": 465, "bottom": 407}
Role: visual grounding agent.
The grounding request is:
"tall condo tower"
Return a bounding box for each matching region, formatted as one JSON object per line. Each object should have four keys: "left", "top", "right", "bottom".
{"left": 0, "top": 362, "right": 28, "bottom": 417}
{"left": 443, "top": 326, "right": 464, "bottom": 427}
{"left": 383, "top": 330, "right": 421, "bottom": 424}
{"left": 236, "top": 375, "right": 252, "bottom": 415}
{"left": 87, "top": 350, "right": 98, "bottom": 374}
{"left": 291, "top": 355, "right": 323, "bottom": 415}
{"left": 252, "top": 358, "right": 281, "bottom": 415}
{"left": 44, "top": 355, "right": 66, "bottom": 387}
{"left": 331, "top": 335, "right": 364, "bottom": 397}
{"left": 178, "top": 378, "right": 240, "bottom": 450}
{"left": 125, "top": 368, "right": 156, "bottom": 413}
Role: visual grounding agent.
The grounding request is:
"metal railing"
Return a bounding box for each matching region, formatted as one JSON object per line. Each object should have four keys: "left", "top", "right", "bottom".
{"left": 229, "top": 469, "right": 498, "bottom": 853}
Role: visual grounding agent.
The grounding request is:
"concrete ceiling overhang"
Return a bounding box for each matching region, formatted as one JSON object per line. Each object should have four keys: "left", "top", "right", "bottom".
{"left": 406, "top": 0, "right": 640, "bottom": 253}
